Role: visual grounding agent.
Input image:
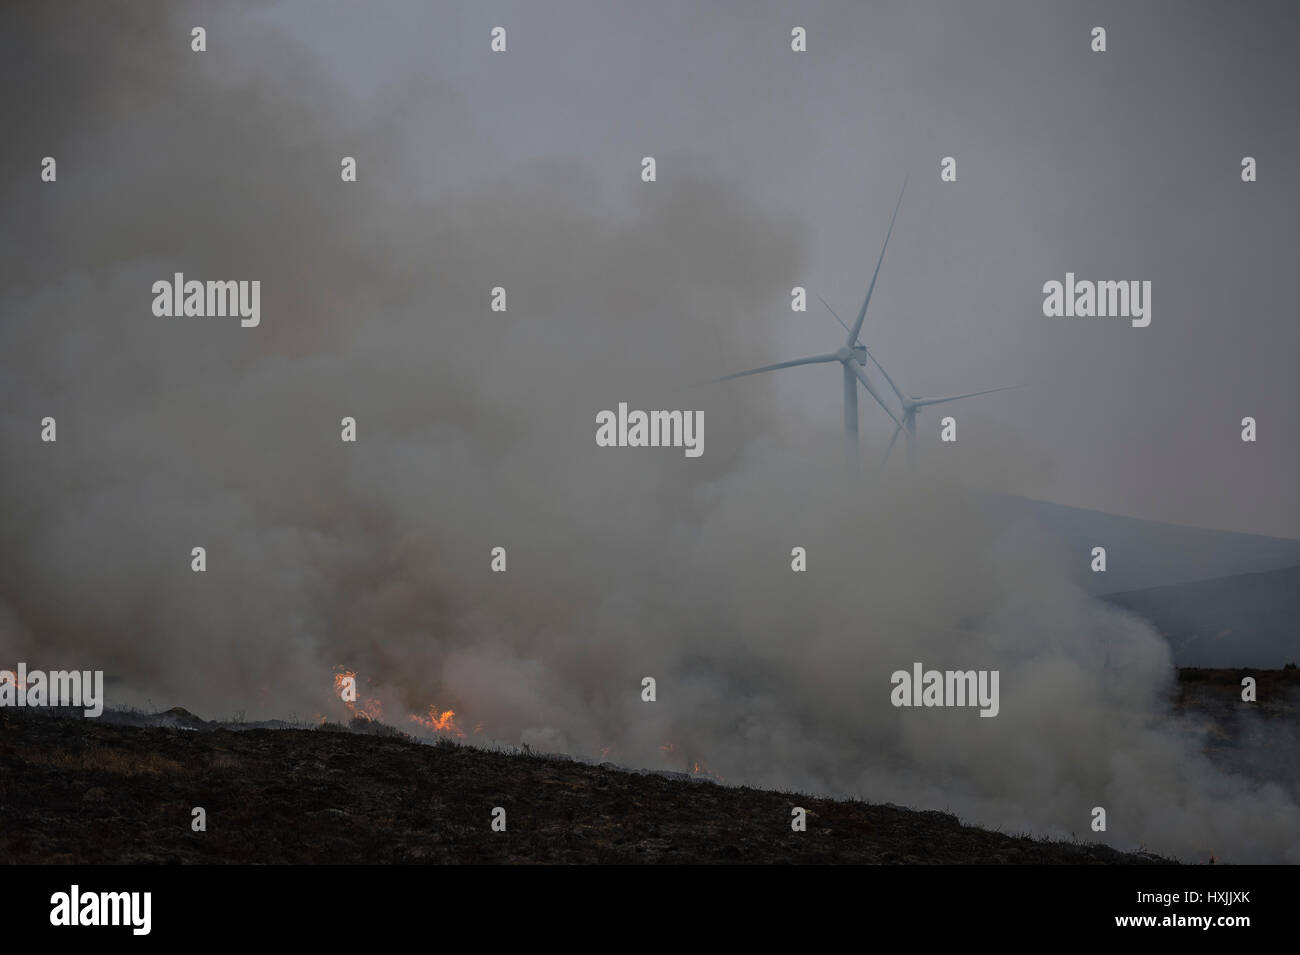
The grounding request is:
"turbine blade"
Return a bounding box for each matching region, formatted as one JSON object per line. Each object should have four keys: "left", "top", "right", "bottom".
{"left": 882, "top": 424, "right": 901, "bottom": 466}
{"left": 847, "top": 173, "right": 909, "bottom": 346}
{"left": 908, "top": 385, "right": 1021, "bottom": 408}
{"left": 850, "top": 362, "right": 902, "bottom": 428}
{"left": 816, "top": 294, "right": 854, "bottom": 340}
{"left": 707, "top": 354, "right": 839, "bottom": 384}
{"left": 863, "top": 347, "right": 907, "bottom": 404}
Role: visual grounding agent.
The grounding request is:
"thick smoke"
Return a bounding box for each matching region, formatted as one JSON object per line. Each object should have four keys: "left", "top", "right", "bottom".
{"left": 2, "top": 1, "right": 1297, "bottom": 862}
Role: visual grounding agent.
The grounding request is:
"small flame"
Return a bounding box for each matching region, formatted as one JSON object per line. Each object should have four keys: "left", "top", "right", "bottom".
{"left": 410, "top": 704, "right": 465, "bottom": 738}
{"left": 659, "top": 741, "right": 721, "bottom": 780}
{"left": 332, "top": 666, "right": 382, "bottom": 722}
{"left": 330, "top": 666, "right": 482, "bottom": 739}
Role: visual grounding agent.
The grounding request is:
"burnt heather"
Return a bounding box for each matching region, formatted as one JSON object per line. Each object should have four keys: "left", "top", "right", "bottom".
{"left": 0, "top": 704, "right": 1181, "bottom": 865}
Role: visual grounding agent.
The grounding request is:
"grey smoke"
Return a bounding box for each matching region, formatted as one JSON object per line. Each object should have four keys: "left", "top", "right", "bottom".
{"left": 2, "top": 0, "right": 1298, "bottom": 862}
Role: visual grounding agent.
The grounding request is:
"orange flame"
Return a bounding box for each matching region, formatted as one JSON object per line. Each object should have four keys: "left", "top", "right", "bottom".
{"left": 333, "top": 666, "right": 382, "bottom": 722}
{"left": 658, "top": 741, "right": 722, "bottom": 781}
{"left": 410, "top": 705, "right": 465, "bottom": 737}
{"left": 331, "top": 666, "right": 483, "bottom": 739}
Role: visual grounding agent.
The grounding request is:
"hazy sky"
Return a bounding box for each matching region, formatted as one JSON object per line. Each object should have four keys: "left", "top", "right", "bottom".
{"left": 243, "top": 0, "right": 1300, "bottom": 535}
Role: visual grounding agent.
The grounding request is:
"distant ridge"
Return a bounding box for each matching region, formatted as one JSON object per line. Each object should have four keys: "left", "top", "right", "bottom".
{"left": 1103, "top": 564, "right": 1300, "bottom": 668}
{"left": 986, "top": 495, "right": 1300, "bottom": 595}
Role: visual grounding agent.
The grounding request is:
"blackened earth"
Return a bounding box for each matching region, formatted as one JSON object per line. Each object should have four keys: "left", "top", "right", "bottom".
{"left": 4, "top": 666, "right": 1283, "bottom": 865}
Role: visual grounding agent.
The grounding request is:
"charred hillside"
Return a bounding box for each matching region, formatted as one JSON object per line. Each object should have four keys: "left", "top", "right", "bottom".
{"left": 0, "top": 706, "right": 1170, "bottom": 865}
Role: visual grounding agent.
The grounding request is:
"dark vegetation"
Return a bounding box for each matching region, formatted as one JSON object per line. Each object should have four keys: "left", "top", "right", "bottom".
{"left": 3, "top": 667, "right": 1278, "bottom": 865}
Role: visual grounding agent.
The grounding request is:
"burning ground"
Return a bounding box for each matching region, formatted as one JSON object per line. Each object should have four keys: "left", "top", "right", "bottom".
{"left": 0, "top": 707, "right": 1166, "bottom": 865}
{"left": 2, "top": 668, "right": 1288, "bottom": 866}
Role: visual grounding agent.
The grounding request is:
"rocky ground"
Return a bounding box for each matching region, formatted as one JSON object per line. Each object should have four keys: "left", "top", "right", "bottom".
{"left": 2, "top": 667, "right": 1286, "bottom": 865}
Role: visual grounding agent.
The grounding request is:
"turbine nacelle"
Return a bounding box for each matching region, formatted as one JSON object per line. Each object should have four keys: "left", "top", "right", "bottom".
{"left": 834, "top": 345, "right": 868, "bottom": 364}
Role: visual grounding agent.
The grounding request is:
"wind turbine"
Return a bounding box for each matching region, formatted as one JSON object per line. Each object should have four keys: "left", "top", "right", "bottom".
{"left": 847, "top": 338, "right": 1019, "bottom": 467}
{"left": 710, "top": 179, "right": 908, "bottom": 465}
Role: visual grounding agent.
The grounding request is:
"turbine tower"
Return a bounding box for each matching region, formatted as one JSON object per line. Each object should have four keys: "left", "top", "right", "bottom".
{"left": 710, "top": 178, "right": 908, "bottom": 466}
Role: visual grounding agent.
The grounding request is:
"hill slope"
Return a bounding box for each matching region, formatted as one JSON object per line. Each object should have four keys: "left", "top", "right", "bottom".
{"left": 0, "top": 708, "right": 1166, "bottom": 865}
{"left": 1105, "top": 565, "right": 1300, "bottom": 668}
